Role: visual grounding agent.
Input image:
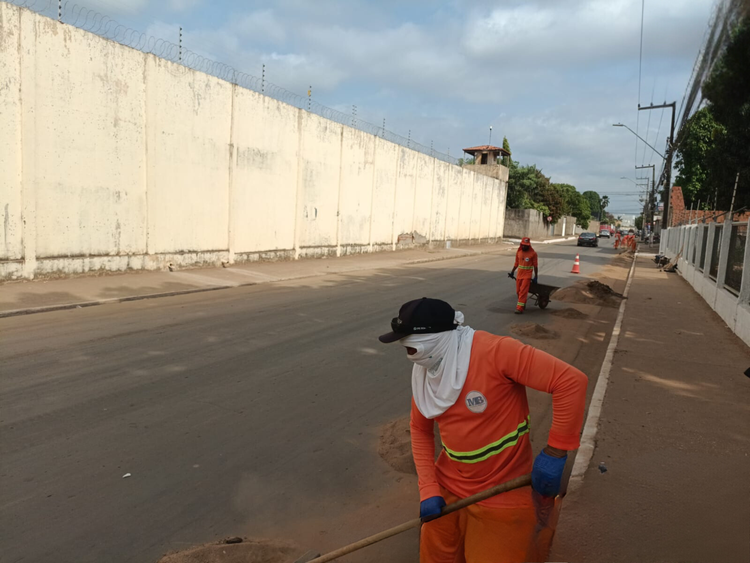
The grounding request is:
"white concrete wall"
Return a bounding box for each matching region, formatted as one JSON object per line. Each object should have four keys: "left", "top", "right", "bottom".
{"left": 0, "top": 4, "right": 23, "bottom": 279}
{"left": 231, "top": 89, "right": 299, "bottom": 257}
{"left": 0, "top": 3, "right": 508, "bottom": 281}
{"left": 369, "top": 138, "right": 398, "bottom": 249}
{"left": 146, "top": 56, "right": 232, "bottom": 257}
{"left": 444, "top": 165, "right": 463, "bottom": 242}
{"left": 458, "top": 172, "right": 474, "bottom": 241}
{"left": 338, "top": 127, "right": 375, "bottom": 252}
{"left": 296, "top": 112, "right": 342, "bottom": 257}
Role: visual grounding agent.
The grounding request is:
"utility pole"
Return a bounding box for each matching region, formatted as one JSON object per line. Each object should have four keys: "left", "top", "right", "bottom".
{"left": 636, "top": 164, "right": 656, "bottom": 242}
{"left": 639, "top": 101, "right": 675, "bottom": 227}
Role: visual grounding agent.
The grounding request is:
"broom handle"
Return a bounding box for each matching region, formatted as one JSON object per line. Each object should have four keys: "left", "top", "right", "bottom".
{"left": 306, "top": 474, "right": 532, "bottom": 563}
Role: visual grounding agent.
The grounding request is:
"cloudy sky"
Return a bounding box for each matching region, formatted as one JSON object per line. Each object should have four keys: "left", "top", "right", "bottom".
{"left": 63, "top": 0, "right": 714, "bottom": 214}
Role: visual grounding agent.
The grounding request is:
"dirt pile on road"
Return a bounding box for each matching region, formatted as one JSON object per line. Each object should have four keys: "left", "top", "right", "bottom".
{"left": 157, "top": 538, "right": 299, "bottom": 563}
{"left": 378, "top": 418, "right": 416, "bottom": 475}
{"left": 554, "top": 280, "right": 623, "bottom": 308}
{"left": 511, "top": 323, "right": 560, "bottom": 340}
{"left": 551, "top": 308, "right": 589, "bottom": 320}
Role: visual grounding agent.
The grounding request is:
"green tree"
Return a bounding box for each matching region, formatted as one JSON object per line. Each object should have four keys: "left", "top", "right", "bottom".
{"left": 601, "top": 195, "right": 610, "bottom": 217}
{"left": 538, "top": 185, "right": 565, "bottom": 223}
{"left": 582, "top": 191, "right": 602, "bottom": 220}
{"left": 571, "top": 192, "right": 591, "bottom": 229}
{"left": 507, "top": 160, "right": 550, "bottom": 210}
{"left": 702, "top": 18, "right": 750, "bottom": 209}
{"left": 551, "top": 183, "right": 590, "bottom": 228}
{"left": 635, "top": 215, "right": 644, "bottom": 230}
{"left": 502, "top": 136, "right": 511, "bottom": 167}
{"left": 674, "top": 107, "right": 725, "bottom": 207}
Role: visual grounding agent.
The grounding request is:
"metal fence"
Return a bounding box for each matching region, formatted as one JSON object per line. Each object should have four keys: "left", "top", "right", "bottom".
{"left": 6, "top": 0, "right": 459, "bottom": 166}
{"left": 725, "top": 223, "right": 747, "bottom": 293}
{"left": 661, "top": 218, "right": 750, "bottom": 347}
{"left": 662, "top": 219, "right": 749, "bottom": 301}
{"left": 709, "top": 225, "right": 723, "bottom": 279}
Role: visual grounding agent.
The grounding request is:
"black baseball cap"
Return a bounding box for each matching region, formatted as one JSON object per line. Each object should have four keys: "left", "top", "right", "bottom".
{"left": 379, "top": 297, "right": 457, "bottom": 343}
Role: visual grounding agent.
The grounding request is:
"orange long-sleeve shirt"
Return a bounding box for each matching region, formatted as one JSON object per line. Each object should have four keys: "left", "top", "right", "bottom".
{"left": 514, "top": 248, "right": 538, "bottom": 279}
{"left": 410, "top": 331, "right": 588, "bottom": 508}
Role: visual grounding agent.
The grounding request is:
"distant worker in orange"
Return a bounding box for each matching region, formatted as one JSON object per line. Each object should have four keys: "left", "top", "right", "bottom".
{"left": 508, "top": 237, "right": 538, "bottom": 314}
{"left": 614, "top": 230, "right": 621, "bottom": 249}
{"left": 379, "top": 298, "right": 588, "bottom": 563}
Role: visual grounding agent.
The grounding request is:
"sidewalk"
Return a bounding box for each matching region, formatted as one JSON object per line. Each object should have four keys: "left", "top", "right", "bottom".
{"left": 552, "top": 254, "right": 750, "bottom": 562}
{"left": 0, "top": 238, "right": 571, "bottom": 317}
{"left": 0, "top": 237, "right": 577, "bottom": 318}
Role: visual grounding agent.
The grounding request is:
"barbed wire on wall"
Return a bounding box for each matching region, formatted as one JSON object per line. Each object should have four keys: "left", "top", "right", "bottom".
{"left": 6, "top": 0, "right": 459, "bottom": 166}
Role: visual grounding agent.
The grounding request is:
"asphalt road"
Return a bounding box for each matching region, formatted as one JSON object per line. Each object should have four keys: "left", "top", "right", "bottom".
{"left": 0, "top": 241, "right": 618, "bottom": 563}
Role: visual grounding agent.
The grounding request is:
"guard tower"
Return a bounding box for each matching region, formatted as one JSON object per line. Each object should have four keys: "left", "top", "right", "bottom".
{"left": 462, "top": 144, "right": 511, "bottom": 181}
{"left": 462, "top": 145, "right": 509, "bottom": 165}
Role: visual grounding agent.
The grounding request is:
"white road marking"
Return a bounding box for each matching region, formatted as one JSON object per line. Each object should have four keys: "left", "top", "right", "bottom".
{"left": 567, "top": 251, "right": 638, "bottom": 494}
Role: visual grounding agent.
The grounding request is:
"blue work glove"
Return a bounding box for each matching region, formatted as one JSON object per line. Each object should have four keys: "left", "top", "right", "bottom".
{"left": 419, "top": 496, "right": 446, "bottom": 521}
{"left": 532, "top": 450, "right": 567, "bottom": 497}
{"left": 532, "top": 276, "right": 538, "bottom": 284}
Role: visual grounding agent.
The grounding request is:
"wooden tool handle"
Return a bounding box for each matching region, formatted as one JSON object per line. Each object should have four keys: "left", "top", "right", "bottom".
{"left": 305, "top": 474, "right": 532, "bottom": 563}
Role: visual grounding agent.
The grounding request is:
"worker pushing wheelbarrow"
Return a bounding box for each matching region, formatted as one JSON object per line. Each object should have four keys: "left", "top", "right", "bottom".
{"left": 508, "top": 237, "right": 559, "bottom": 313}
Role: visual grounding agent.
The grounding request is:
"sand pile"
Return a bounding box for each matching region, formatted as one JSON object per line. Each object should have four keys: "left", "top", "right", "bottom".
{"left": 378, "top": 418, "right": 416, "bottom": 475}
{"left": 551, "top": 308, "right": 589, "bottom": 320}
{"left": 554, "top": 280, "right": 623, "bottom": 307}
{"left": 511, "top": 323, "right": 560, "bottom": 340}
{"left": 157, "top": 538, "right": 300, "bottom": 563}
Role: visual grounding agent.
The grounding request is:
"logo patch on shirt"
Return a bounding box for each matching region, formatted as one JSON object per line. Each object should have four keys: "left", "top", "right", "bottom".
{"left": 524, "top": 257, "right": 530, "bottom": 262}
{"left": 465, "top": 391, "right": 487, "bottom": 413}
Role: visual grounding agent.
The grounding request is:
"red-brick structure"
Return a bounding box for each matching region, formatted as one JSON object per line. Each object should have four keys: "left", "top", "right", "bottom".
{"left": 669, "top": 186, "right": 750, "bottom": 226}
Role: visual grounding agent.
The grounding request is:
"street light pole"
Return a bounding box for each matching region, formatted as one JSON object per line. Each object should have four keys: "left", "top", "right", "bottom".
{"left": 638, "top": 102, "right": 676, "bottom": 227}
{"left": 636, "top": 164, "right": 656, "bottom": 243}
{"left": 612, "top": 123, "right": 666, "bottom": 159}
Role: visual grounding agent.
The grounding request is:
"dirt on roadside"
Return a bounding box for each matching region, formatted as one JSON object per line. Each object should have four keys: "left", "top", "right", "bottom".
{"left": 378, "top": 418, "right": 417, "bottom": 475}
{"left": 157, "top": 538, "right": 300, "bottom": 563}
{"left": 550, "top": 308, "right": 589, "bottom": 320}
{"left": 511, "top": 323, "right": 560, "bottom": 340}
{"left": 554, "top": 280, "right": 624, "bottom": 308}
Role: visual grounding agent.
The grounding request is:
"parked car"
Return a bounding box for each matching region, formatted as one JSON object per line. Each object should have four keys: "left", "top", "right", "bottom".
{"left": 598, "top": 229, "right": 611, "bottom": 238}
{"left": 577, "top": 232, "right": 599, "bottom": 247}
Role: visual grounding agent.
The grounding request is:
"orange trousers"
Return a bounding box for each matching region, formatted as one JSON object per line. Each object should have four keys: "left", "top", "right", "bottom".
{"left": 420, "top": 488, "right": 559, "bottom": 563}
{"left": 516, "top": 277, "right": 531, "bottom": 311}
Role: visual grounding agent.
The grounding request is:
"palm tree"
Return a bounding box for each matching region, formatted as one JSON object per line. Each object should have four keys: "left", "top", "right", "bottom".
{"left": 600, "top": 195, "right": 610, "bottom": 221}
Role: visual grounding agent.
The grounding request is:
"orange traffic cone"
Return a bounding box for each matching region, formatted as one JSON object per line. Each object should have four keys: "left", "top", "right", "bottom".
{"left": 571, "top": 254, "right": 581, "bottom": 274}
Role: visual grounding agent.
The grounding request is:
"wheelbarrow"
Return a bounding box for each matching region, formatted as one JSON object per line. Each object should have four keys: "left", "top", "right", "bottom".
{"left": 529, "top": 281, "right": 559, "bottom": 309}
{"left": 507, "top": 274, "right": 559, "bottom": 309}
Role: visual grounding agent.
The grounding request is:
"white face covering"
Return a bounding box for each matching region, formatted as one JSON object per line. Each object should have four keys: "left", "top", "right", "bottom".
{"left": 403, "top": 311, "right": 475, "bottom": 419}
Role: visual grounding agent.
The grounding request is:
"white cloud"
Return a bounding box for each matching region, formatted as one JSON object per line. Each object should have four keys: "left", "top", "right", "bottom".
{"left": 169, "top": 0, "right": 202, "bottom": 12}
{"left": 82, "top": 0, "right": 149, "bottom": 16}
{"left": 235, "top": 10, "right": 287, "bottom": 45}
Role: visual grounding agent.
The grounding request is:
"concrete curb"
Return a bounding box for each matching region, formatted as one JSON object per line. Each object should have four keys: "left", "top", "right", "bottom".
{"left": 567, "top": 251, "right": 638, "bottom": 495}
{"left": 505, "top": 236, "right": 577, "bottom": 245}
{"left": 0, "top": 245, "right": 514, "bottom": 319}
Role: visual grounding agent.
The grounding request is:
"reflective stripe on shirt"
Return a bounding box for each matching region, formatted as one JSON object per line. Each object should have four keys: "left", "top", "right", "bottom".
{"left": 442, "top": 417, "right": 530, "bottom": 464}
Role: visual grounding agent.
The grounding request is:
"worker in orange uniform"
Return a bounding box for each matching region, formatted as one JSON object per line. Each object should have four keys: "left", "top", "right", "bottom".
{"left": 508, "top": 237, "right": 538, "bottom": 314}
{"left": 379, "top": 298, "right": 588, "bottom": 563}
{"left": 614, "top": 230, "right": 621, "bottom": 249}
